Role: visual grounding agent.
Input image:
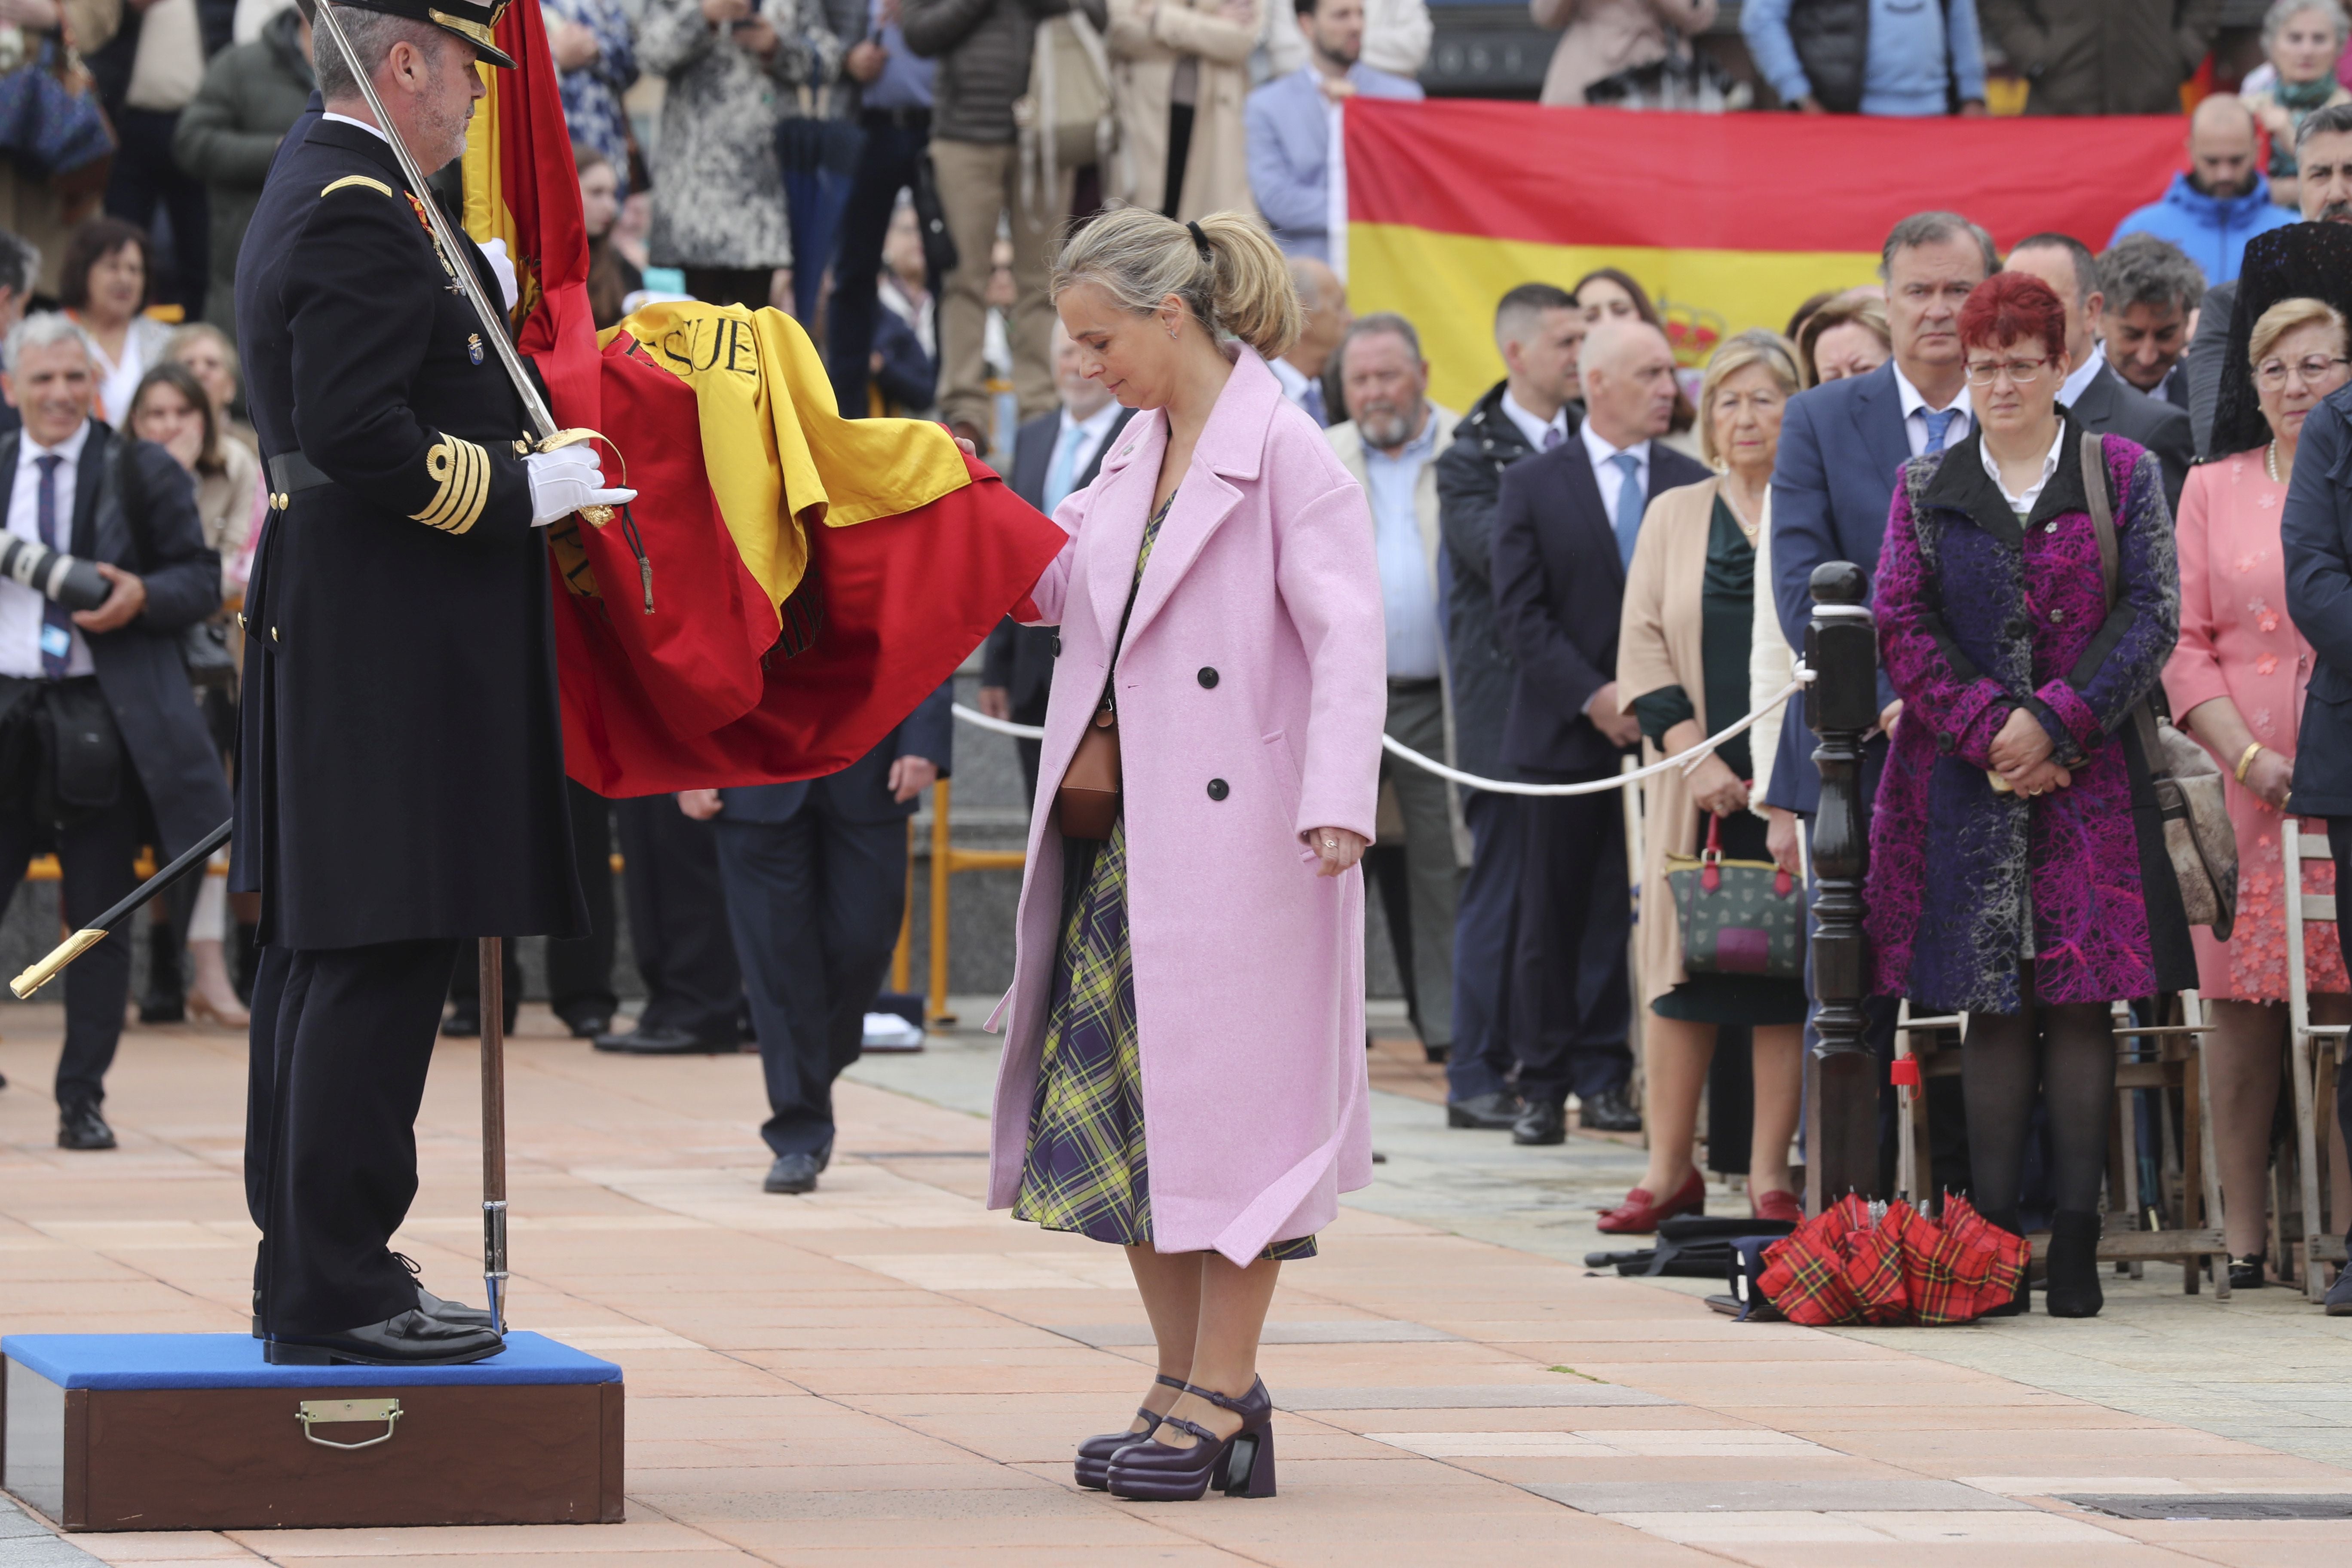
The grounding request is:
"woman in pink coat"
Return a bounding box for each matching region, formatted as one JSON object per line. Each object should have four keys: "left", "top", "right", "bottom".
{"left": 2164, "top": 294, "right": 2352, "bottom": 1289}
{"left": 985, "top": 208, "right": 1384, "bottom": 1503}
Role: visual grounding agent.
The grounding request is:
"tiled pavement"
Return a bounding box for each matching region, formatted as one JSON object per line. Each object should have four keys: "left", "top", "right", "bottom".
{"left": 3, "top": 1003, "right": 2349, "bottom": 1568}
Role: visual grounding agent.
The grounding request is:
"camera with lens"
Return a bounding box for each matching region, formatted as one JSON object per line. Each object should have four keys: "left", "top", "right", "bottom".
{"left": 0, "top": 537, "right": 110, "bottom": 612}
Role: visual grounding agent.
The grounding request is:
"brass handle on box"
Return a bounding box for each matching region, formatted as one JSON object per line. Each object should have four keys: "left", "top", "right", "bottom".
{"left": 297, "top": 1397, "right": 402, "bottom": 1451}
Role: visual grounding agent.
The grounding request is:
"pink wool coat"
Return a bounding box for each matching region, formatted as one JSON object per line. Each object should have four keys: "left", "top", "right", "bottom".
{"left": 985, "top": 346, "right": 1387, "bottom": 1264}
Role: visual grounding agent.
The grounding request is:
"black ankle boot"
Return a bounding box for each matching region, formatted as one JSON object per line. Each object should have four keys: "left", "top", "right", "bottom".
{"left": 1980, "top": 1207, "right": 2030, "bottom": 1316}
{"left": 2044, "top": 1209, "right": 2104, "bottom": 1318}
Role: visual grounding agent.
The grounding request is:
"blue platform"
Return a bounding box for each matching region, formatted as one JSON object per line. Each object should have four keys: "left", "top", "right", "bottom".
{"left": 1, "top": 1332, "right": 621, "bottom": 1390}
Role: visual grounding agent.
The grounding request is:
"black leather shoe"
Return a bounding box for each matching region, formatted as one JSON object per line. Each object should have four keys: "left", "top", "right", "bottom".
{"left": 58, "top": 1100, "right": 116, "bottom": 1150}
{"left": 2044, "top": 1209, "right": 2104, "bottom": 1318}
{"left": 595, "top": 1023, "right": 731, "bottom": 1055}
{"left": 138, "top": 997, "right": 185, "bottom": 1025}
{"left": 561, "top": 1010, "right": 614, "bottom": 1040}
{"left": 1447, "top": 1092, "right": 1523, "bottom": 1130}
{"left": 1422, "top": 1042, "right": 1451, "bottom": 1065}
{"left": 1580, "top": 1085, "right": 1644, "bottom": 1133}
{"left": 764, "top": 1152, "right": 821, "bottom": 1194}
{"left": 392, "top": 1252, "right": 497, "bottom": 1328}
{"left": 1511, "top": 1100, "right": 1567, "bottom": 1145}
{"left": 266, "top": 1309, "right": 504, "bottom": 1366}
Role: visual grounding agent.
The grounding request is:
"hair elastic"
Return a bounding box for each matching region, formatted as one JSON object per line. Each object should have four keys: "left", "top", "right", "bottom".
{"left": 1186, "top": 219, "right": 1210, "bottom": 258}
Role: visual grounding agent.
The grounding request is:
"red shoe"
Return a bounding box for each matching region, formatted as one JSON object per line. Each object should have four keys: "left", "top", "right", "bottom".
{"left": 1752, "top": 1188, "right": 1804, "bottom": 1225}
{"left": 1596, "top": 1168, "right": 1706, "bottom": 1234}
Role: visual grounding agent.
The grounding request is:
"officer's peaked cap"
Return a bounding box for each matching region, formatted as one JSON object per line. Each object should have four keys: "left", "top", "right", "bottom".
{"left": 309, "top": 0, "right": 518, "bottom": 70}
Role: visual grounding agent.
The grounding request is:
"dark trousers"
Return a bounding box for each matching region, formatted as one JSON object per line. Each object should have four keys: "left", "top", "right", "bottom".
{"left": 1507, "top": 790, "right": 1632, "bottom": 1106}
{"left": 826, "top": 113, "right": 932, "bottom": 418}
{"left": 104, "top": 107, "right": 208, "bottom": 318}
{"left": 1446, "top": 788, "right": 1524, "bottom": 1102}
{"left": 2327, "top": 818, "right": 2352, "bottom": 1240}
{"left": 0, "top": 786, "right": 144, "bottom": 1108}
{"left": 244, "top": 937, "right": 459, "bottom": 1335}
{"left": 447, "top": 779, "right": 616, "bottom": 1026}
{"left": 616, "top": 795, "right": 742, "bottom": 1042}
{"left": 683, "top": 268, "right": 772, "bottom": 311}
{"left": 714, "top": 809, "right": 907, "bottom": 1158}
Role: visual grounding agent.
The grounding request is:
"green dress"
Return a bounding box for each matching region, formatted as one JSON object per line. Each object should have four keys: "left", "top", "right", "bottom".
{"left": 1631, "top": 496, "right": 1808, "bottom": 1027}
{"left": 1013, "top": 492, "right": 1316, "bottom": 1261}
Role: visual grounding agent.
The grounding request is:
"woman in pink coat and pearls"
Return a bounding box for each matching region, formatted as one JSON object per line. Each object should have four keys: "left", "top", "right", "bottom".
{"left": 984, "top": 207, "right": 1386, "bottom": 1503}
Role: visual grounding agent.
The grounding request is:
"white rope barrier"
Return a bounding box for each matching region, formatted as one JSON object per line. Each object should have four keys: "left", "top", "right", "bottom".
{"left": 951, "top": 661, "right": 1814, "bottom": 798}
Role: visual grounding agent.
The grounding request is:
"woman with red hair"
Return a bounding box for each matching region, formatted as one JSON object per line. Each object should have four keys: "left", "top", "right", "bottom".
{"left": 1865, "top": 270, "right": 2193, "bottom": 1319}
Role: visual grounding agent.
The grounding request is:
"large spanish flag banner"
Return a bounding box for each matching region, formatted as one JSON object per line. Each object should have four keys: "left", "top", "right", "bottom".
{"left": 1344, "top": 100, "right": 2191, "bottom": 413}
{"left": 461, "top": 0, "right": 1065, "bottom": 796}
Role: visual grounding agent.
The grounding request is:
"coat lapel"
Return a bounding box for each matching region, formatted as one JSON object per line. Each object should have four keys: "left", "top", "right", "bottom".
{"left": 1559, "top": 442, "right": 1620, "bottom": 587}
{"left": 1118, "top": 348, "right": 1279, "bottom": 651}
{"left": 1850, "top": 363, "right": 1914, "bottom": 497}
{"left": 71, "top": 422, "right": 108, "bottom": 557}
{"left": 2064, "top": 363, "right": 2116, "bottom": 427}
{"left": 1082, "top": 409, "right": 1161, "bottom": 654}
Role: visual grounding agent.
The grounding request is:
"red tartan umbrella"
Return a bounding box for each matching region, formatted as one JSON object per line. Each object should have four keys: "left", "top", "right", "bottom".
{"left": 1759, "top": 1194, "right": 2026, "bottom": 1326}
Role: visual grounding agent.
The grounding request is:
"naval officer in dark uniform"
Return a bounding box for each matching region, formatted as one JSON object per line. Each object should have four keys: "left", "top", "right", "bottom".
{"left": 233, "top": 0, "right": 631, "bottom": 1366}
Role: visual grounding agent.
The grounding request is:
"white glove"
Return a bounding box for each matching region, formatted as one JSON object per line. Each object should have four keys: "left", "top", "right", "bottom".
{"left": 525, "top": 444, "right": 637, "bottom": 527}
{"left": 481, "top": 237, "right": 521, "bottom": 312}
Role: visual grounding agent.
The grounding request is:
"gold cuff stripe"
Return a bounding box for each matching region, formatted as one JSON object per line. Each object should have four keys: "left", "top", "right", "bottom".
{"left": 321, "top": 175, "right": 397, "bottom": 199}
{"left": 413, "top": 436, "right": 490, "bottom": 534}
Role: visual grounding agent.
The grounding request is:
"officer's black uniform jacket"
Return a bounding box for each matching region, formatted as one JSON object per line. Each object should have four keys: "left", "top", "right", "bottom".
{"left": 232, "top": 115, "right": 584, "bottom": 949}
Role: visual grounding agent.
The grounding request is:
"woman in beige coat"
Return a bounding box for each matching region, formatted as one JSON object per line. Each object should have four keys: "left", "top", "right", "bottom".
{"left": 1532, "top": 0, "right": 1715, "bottom": 105}
{"left": 1107, "top": 0, "right": 1259, "bottom": 219}
{"left": 1611, "top": 330, "right": 1807, "bottom": 1234}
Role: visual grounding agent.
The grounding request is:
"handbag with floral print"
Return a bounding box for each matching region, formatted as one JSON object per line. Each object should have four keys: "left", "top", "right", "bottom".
{"left": 1664, "top": 811, "right": 1805, "bottom": 979}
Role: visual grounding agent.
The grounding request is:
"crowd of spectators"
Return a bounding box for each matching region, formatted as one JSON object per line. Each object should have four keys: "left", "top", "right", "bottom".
{"left": 7, "top": 0, "right": 2352, "bottom": 1309}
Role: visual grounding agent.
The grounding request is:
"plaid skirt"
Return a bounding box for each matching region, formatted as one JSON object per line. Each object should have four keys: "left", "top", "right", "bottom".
{"left": 1012, "top": 815, "right": 1317, "bottom": 1262}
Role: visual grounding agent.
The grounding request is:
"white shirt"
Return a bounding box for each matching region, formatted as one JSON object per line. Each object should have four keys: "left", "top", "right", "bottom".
{"left": 1981, "top": 422, "right": 2067, "bottom": 516}
{"left": 1891, "top": 362, "right": 1974, "bottom": 457}
{"left": 1360, "top": 413, "right": 1443, "bottom": 681}
{"left": 2056, "top": 351, "right": 2102, "bottom": 413}
{"left": 1500, "top": 389, "right": 1568, "bottom": 454}
{"left": 1580, "top": 420, "right": 1651, "bottom": 536}
{"left": 322, "top": 110, "right": 392, "bottom": 146}
{"left": 3, "top": 420, "right": 98, "bottom": 680}
{"left": 1268, "top": 355, "right": 1327, "bottom": 424}
{"left": 1044, "top": 400, "right": 1121, "bottom": 512}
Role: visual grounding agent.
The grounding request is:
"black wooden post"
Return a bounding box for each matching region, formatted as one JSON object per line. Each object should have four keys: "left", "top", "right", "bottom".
{"left": 1805, "top": 561, "right": 1881, "bottom": 1213}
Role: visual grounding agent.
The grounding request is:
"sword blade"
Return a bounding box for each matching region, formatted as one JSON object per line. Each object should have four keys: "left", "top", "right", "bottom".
{"left": 311, "top": 0, "right": 558, "bottom": 441}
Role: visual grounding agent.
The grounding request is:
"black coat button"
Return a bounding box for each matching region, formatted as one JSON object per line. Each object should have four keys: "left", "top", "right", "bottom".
{"left": 1207, "top": 778, "right": 1229, "bottom": 800}
{"left": 1197, "top": 666, "right": 1219, "bottom": 688}
{"left": 1936, "top": 731, "right": 1955, "bottom": 755}
{"left": 2004, "top": 617, "right": 2027, "bottom": 638}
{"left": 1052, "top": 634, "right": 1063, "bottom": 657}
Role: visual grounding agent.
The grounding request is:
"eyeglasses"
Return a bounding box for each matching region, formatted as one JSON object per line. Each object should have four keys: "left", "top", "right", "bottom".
{"left": 1963, "top": 357, "right": 2050, "bottom": 387}
{"left": 2254, "top": 354, "right": 2351, "bottom": 390}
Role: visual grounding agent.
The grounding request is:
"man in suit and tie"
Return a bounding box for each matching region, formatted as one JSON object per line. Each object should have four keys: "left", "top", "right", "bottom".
{"left": 1434, "top": 283, "right": 1593, "bottom": 1131}
{"left": 679, "top": 682, "right": 952, "bottom": 1195}
{"left": 1492, "top": 318, "right": 1706, "bottom": 1146}
{"left": 981, "top": 324, "right": 1133, "bottom": 801}
{"left": 1267, "top": 256, "right": 1349, "bottom": 428}
{"left": 0, "top": 315, "right": 231, "bottom": 1146}
{"left": 2098, "top": 233, "right": 2203, "bottom": 416}
{"left": 2004, "top": 233, "right": 2194, "bottom": 511}
{"left": 1768, "top": 209, "right": 1992, "bottom": 1192}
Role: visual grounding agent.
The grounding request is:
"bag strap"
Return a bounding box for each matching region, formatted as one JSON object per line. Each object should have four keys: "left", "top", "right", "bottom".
{"left": 1094, "top": 493, "right": 1160, "bottom": 715}
{"left": 2079, "top": 431, "right": 2175, "bottom": 769}
{"left": 112, "top": 432, "right": 159, "bottom": 573}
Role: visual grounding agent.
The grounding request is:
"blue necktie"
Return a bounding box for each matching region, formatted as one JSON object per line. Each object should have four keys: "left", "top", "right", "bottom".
{"left": 1044, "top": 427, "right": 1081, "bottom": 515}
{"left": 1543, "top": 425, "right": 1564, "bottom": 450}
{"left": 33, "top": 454, "right": 70, "bottom": 679}
{"left": 1608, "top": 451, "right": 1643, "bottom": 571}
{"left": 1921, "top": 407, "right": 1957, "bottom": 455}
{"left": 1300, "top": 380, "right": 1326, "bottom": 427}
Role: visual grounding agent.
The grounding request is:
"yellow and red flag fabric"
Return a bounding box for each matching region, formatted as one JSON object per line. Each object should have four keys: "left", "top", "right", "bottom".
{"left": 461, "top": 0, "right": 1064, "bottom": 796}
{"left": 1342, "top": 100, "right": 2190, "bottom": 413}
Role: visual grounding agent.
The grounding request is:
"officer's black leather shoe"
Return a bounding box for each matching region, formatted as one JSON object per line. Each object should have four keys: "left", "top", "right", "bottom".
{"left": 764, "top": 1153, "right": 821, "bottom": 1194}
{"left": 596, "top": 1024, "right": 730, "bottom": 1055}
{"left": 393, "top": 1252, "right": 497, "bottom": 1329}
{"left": 1580, "top": 1085, "right": 1644, "bottom": 1133}
{"left": 561, "top": 1009, "right": 614, "bottom": 1040}
{"left": 58, "top": 1099, "right": 116, "bottom": 1150}
{"left": 265, "top": 1309, "right": 504, "bottom": 1366}
{"left": 1511, "top": 1100, "right": 1567, "bottom": 1145}
{"left": 1446, "top": 1092, "right": 1522, "bottom": 1130}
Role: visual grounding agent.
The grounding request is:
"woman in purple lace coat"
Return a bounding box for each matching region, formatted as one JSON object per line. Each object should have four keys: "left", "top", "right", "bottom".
{"left": 1866, "top": 272, "right": 2195, "bottom": 1320}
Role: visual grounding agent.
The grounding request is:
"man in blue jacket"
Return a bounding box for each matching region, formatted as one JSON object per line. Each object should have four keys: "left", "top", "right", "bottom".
{"left": 1245, "top": 0, "right": 1421, "bottom": 262}
{"left": 2110, "top": 94, "right": 2298, "bottom": 285}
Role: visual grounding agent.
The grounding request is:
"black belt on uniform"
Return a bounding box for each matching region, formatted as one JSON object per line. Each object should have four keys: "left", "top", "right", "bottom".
{"left": 264, "top": 450, "right": 333, "bottom": 509}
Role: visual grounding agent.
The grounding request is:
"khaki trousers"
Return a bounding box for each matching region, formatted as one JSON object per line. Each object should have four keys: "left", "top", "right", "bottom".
{"left": 929, "top": 138, "right": 1069, "bottom": 438}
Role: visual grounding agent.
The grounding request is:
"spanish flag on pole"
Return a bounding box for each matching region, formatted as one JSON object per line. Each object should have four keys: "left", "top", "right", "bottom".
{"left": 1341, "top": 100, "right": 2189, "bottom": 414}
{"left": 461, "top": 0, "right": 1064, "bottom": 796}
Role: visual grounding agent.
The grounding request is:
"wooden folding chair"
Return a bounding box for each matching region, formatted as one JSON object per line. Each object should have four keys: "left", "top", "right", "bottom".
{"left": 2281, "top": 819, "right": 2350, "bottom": 1301}
{"left": 2104, "top": 993, "right": 2226, "bottom": 1294}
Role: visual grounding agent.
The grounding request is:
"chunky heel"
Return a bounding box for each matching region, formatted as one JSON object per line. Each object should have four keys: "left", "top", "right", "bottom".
{"left": 1223, "top": 1428, "right": 1276, "bottom": 1497}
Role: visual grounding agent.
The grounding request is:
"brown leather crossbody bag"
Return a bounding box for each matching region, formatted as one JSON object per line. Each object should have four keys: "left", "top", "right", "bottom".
{"left": 1056, "top": 537, "right": 1151, "bottom": 841}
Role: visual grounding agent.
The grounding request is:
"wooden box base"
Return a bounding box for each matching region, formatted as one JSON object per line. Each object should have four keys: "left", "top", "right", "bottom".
{"left": 3, "top": 1332, "right": 622, "bottom": 1532}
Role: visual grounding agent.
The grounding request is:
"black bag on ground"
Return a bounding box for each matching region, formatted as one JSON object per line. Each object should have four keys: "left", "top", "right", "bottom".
{"left": 1585, "top": 1214, "right": 1797, "bottom": 1278}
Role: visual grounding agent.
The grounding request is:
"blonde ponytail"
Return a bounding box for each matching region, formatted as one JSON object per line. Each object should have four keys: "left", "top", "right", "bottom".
{"left": 1054, "top": 205, "right": 1301, "bottom": 361}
